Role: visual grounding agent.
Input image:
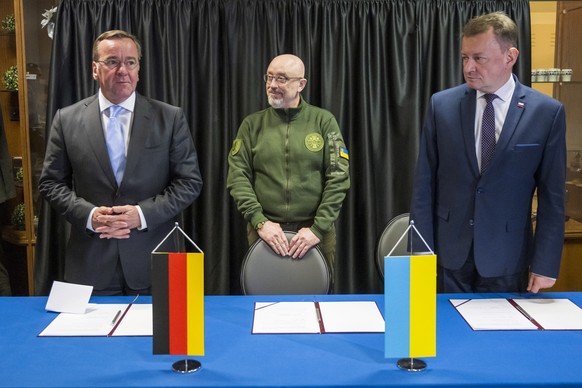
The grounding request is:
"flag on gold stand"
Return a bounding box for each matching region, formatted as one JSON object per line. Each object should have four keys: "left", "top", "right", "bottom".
{"left": 151, "top": 224, "right": 204, "bottom": 356}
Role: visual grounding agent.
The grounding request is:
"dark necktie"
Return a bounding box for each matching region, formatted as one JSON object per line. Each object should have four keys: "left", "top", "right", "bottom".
{"left": 106, "top": 105, "right": 126, "bottom": 185}
{"left": 480, "top": 93, "right": 498, "bottom": 173}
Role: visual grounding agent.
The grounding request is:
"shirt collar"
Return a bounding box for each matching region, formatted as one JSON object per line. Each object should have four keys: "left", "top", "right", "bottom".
{"left": 476, "top": 75, "right": 515, "bottom": 103}
{"left": 99, "top": 90, "right": 136, "bottom": 114}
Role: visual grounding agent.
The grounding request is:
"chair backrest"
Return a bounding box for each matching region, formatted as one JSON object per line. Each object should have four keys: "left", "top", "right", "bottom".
{"left": 375, "top": 213, "right": 410, "bottom": 279}
{"left": 241, "top": 231, "right": 332, "bottom": 295}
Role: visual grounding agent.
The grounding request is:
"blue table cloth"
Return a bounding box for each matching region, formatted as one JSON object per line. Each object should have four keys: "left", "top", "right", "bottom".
{"left": 1, "top": 292, "right": 581, "bottom": 387}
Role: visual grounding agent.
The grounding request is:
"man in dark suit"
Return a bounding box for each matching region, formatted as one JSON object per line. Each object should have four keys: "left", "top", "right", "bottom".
{"left": 410, "top": 12, "right": 566, "bottom": 293}
{"left": 39, "top": 30, "right": 203, "bottom": 295}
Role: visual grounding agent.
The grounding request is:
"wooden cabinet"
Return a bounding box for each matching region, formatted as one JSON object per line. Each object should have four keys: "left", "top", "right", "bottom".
{"left": 0, "top": 0, "right": 29, "bottom": 295}
{"left": 554, "top": 1, "right": 582, "bottom": 291}
{"left": 556, "top": 3, "right": 582, "bottom": 285}
{"left": 554, "top": 220, "right": 582, "bottom": 291}
{"left": 532, "top": 1, "right": 582, "bottom": 291}
{"left": 0, "top": 0, "right": 52, "bottom": 295}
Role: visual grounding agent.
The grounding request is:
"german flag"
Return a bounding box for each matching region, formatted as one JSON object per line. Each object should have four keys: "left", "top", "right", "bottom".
{"left": 152, "top": 252, "right": 204, "bottom": 355}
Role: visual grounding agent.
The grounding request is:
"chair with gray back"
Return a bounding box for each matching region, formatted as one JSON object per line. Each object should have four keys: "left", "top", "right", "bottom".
{"left": 241, "top": 231, "right": 332, "bottom": 295}
{"left": 375, "top": 213, "right": 411, "bottom": 280}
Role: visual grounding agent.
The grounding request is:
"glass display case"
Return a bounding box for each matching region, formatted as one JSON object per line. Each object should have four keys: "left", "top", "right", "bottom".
{"left": 532, "top": 1, "right": 582, "bottom": 291}
{"left": 0, "top": 0, "right": 54, "bottom": 295}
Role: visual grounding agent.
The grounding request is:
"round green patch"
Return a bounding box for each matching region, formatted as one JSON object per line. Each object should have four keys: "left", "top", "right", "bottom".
{"left": 305, "top": 133, "right": 324, "bottom": 152}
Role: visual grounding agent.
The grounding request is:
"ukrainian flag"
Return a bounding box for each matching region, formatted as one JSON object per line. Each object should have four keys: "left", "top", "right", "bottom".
{"left": 339, "top": 147, "right": 349, "bottom": 160}
{"left": 152, "top": 252, "right": 205, "bottom": 355}
{"left": 384, "top": 254, "right": 436, "bottom": 358}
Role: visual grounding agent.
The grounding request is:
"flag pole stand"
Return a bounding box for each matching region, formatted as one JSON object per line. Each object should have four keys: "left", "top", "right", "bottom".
{"left": 397, "top": 358, "right": 427, "bottom": 371}
{"left": 386, "top": 220, "right": 434, "bottom": 372}
{"left": 172, "top": 359, "right": 201, "bottom": 373}
{"left": 153, "top": 223, "right": 205, "bottom": 374}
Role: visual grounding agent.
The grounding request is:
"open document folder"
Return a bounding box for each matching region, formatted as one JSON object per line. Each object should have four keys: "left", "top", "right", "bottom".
{"left": 451, "top": 298, "right": 582, "bottom": 331}
{"left": 39, "top": 304, "right": 152, "bottom": 337}
{"left": 252, "top": 301, "right": 385, "bottom": 334}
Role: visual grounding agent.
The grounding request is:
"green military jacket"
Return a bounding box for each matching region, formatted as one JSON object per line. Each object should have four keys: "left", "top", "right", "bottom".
{"left": 227, "top": 98, "right": 350, "bottom": 239}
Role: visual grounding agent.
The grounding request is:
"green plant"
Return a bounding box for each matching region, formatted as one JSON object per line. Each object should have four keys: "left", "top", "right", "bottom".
{"left": 1, "top": 14, "right": 15, "bottom": 33}
{"left": 2, "top": 65, "right": 18, "bottom": 91}
{"left": 11, "top": 203, "right": 25, "bottom": 231}
{"left": 15, "top": 167, "right": 23, "bottom": 184}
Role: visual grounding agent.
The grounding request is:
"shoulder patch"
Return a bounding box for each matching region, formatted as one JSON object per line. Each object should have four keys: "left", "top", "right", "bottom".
{"left": 305, "top": 133, "right": 324, "bottom": 152}
{"left": 339, "top": 147, "right": 349, "bottom": 160}
{"left": 231, "top": 139, "right": 242, "bottom": 156}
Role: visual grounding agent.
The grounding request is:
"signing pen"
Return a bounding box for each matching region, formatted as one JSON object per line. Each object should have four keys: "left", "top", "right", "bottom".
{"left": 513, "top": 304, "right": 533, "bottom": 321}
{"left": 111, "top": 310, "right": 122, "bottom": 325}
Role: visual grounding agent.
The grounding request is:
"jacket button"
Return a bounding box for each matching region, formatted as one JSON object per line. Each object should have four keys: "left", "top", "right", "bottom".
{"left": 469, "top": 219, "right": 475, "bottom": 226}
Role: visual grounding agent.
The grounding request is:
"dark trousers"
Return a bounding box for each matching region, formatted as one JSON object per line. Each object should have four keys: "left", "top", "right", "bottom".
{"left": 92, "top": 260, "right": 151, "bottom": 296}
{"left": 437, "top": 246, "right": 527, "bottom": 293}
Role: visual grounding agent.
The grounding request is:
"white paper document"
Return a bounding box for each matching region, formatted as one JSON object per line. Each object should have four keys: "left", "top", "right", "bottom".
{"left": 450, "top": 298, "right": 582, "bottom": 331}
{"left": 39, "top": 304, "right": 153, "bottom": 337}
{"left": 252, "top": 301, "right": 385, "bottom": 334}
{"left": 45, "top": 281, "right": 93, "bottom": 314}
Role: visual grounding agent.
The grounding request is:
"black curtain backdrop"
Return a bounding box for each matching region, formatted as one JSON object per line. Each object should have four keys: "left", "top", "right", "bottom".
{"left": 34, "top": 0, "right": 531, "bottom": 295}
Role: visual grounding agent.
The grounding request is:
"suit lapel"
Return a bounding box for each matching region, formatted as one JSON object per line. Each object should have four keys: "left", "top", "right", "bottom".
{"left": 462, "top": 79, "right": 527, "bottom": 176}
{"left": 495, "top": 81, "right": 526, "bottom": 155}
{"left": 460, "top": 87, "right": 480, "bottom": 176}
{"left": 124, "top": 94, "right": 152, "bottom": 183}
{"left": 83, "top": 97, "right": 118, "bottom": 187}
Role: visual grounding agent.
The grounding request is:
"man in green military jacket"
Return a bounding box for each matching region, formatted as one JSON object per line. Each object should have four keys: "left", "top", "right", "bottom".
{"left": 227, "top": 54, "right": 350, "bottom": 271}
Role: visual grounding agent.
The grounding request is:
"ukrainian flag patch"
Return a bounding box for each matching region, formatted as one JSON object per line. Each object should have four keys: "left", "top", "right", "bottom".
{"left": 231, "top": 139, "right": 242, "bottom": 156}
{"left": 339, "top": 147, "right": 349, "bottom": 160}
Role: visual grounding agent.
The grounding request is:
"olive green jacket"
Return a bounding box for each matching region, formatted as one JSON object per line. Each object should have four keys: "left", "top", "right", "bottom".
{"left": 227, "top": 98, "right": 350, "bottom": 239}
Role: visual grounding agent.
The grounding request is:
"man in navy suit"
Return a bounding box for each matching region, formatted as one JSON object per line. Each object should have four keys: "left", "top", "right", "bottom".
{"left": 410, "top": 12, "right": 566, "bottom": 293}
{"left": 39, "top": 30, "right": 203, "bottom": 295}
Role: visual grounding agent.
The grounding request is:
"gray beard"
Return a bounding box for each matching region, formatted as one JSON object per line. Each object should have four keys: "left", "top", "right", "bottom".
{"left": 268, "top": 95, "right": 284, "bottom": 109}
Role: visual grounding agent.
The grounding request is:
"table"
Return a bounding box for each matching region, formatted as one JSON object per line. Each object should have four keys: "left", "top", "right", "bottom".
{"left": 1, "top": 293, "right": 582, "bottom": 387}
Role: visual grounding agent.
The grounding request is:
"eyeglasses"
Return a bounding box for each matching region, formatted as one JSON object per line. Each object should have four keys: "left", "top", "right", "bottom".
{"left": 96, "top": 58, "right": 139, "bottom": 70}
{"left": 263, "top": 74, "right": 303, "bottom": 85}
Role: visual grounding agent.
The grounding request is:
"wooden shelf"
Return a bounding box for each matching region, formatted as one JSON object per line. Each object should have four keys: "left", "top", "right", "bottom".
{"left": 565, "top": 218, "right": 582, "bottom": 239}
{"left": 1, "top": 224, "right": 26, "bottom": 245}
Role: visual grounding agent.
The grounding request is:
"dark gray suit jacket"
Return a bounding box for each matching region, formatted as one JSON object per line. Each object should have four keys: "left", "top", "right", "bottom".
{"left": 410, "top": 77, "right": 566, "bottom": 279}
{"left": 39, "top": 93, "right": 203, "bottom": 289}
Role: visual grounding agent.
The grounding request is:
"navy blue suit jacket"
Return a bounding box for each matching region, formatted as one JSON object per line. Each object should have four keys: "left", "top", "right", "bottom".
{"left": 410, "top": 77, "right": 566, "bottom": 278}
